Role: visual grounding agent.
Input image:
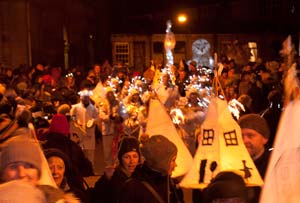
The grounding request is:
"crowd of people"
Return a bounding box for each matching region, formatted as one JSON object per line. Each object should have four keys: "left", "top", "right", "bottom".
{"left": 0, "top": 55, "right": 288, "bottom": 202}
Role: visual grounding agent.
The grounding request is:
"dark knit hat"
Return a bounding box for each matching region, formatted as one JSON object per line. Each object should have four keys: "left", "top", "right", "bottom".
{"left": 0, "top": 139, "right": 42, "bottom": 175}
{"left": 141, "top": 135, "right": 177, "bottom": 175}
{"left": 0, "top": 180, "right": 47, "bottom": 203}
{"left": 118, "top": 136, "right": 141, "bottom": 163}
{"left": 204, "top": 171, "right": 247, "bottom": 202}
{"left": 238, "top": 113, "right": 270, "bottom": 138}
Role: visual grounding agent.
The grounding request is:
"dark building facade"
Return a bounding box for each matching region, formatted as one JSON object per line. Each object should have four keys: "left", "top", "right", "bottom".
{"left": 110, "top": 0, "right": 299, "bottom": 71}
{"left": 0, "top": 0, "right": 95, "bottom": 69}
{"left": 0, "top": 0, "right": 299, "bottom": 70}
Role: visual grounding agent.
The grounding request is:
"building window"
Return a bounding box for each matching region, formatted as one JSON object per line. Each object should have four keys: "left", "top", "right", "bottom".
{"left": 115, "top": 42, "right": 129, "bottom": 64}
{"left": 174, "top": 41, "right": 186, "bottom": 53}
{"left": 202, "top": 129, "right": 214, "bottom": 146}
{"left": 248, "top": 42, "right": 257, "bottom": 62}
{"left": 153, "top": 42, "right": 164, "bottom": 53}
{"left": 223, "top": 130, "right": 238, "bottom": 146}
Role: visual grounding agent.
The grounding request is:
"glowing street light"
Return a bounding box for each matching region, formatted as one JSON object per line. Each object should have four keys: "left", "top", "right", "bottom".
{"left": 177, "top": 14, "right": 187, "bottom": 24}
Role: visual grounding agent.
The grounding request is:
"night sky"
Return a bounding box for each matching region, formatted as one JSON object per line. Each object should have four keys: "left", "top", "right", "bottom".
{"left": 97, "top": 0, "right": 299, "bottom": 34}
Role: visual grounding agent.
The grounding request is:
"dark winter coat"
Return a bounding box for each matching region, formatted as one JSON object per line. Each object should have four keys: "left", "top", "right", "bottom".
{"left": 92, "top": 166, "right": 131, "bottom": 203}
{"left": 118, "top": 164, "right": 184, "bottom": 203}
{"left": 42, "top": 132, "right": 94, "bottom": 177}
{"left": 248, "top": 149, "right": 271, "bottom": 203}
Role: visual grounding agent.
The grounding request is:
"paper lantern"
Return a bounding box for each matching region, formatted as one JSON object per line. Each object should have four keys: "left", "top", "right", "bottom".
{"left": 145, "top": 99, "right": 193, "bottom": 177}
{"left": 180, "top": 97, "right": 263, "bottom": 189}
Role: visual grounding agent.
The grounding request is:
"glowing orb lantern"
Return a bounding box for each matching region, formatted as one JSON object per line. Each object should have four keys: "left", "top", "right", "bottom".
{"left": 164, "top": 20, "right": 176, "bottom": 50}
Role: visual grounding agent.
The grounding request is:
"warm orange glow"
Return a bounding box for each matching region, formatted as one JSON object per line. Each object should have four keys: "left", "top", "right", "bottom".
{"left": 177, "top": 14, "right": 187, "bottom": 23}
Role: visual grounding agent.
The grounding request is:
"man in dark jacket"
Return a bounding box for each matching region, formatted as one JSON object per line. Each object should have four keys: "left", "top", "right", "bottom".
{"left": 238, "top": 114, "right": 271, "bottom": 203}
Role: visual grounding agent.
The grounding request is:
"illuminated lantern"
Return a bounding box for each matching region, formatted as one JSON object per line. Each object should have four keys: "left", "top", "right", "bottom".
{"left": 180, "top": 97, "right": 263, "bottom": 189}
{"left": 145, "top": 99, "right": 193, "bottom": 177}
{"left": 164, "top": 20, "right": 176, "bottom": 50}
{"left": 261, "top": 37, "right": 300, "bottom": 203}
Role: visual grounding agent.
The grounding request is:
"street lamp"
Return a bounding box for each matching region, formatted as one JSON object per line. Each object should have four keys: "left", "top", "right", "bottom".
{"left": 177, "top": 13, "right": 187, "bottom": 24}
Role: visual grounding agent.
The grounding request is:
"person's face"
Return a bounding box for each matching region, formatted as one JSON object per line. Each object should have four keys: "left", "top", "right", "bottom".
{"left": 81, "top": 95, "right": 90, "bottom": 106}
{"left": 94, "top": 65, "right": 101, "bottom": 73}
{"left": 106, "top": 91, "right": 115, "bottom": 101}
{"left": 36, "top": 64, "right": 44, "bottom": 71}
{"left": 131, "top": 94, "right": 140, "bottom": 103}
{"left": 48, "top": 156, "right": 65, "bottom": 187}
{"left": 242, "top": 128, "right": 268, "bottom": 160}
{"left": 121, "top": 151, "right": 139, "bottom": 174}
{"left": 178, "top": 70, "right": 186, "bottom": 80}
{"left": 162, "top": 74, "right": 169, "bottom": 85}
{"left": 189, "top": 64, "right": 196, "bottom": 72}
{"left": 189, "top": 93, "right": 199, "bottom": 104}
{"left": 67, "top": 76, "right": 74, "bottom": 84}
{"left": 1, "top": 161, "right": 40, "bottom": 185}
{"left": 168, "top": 155, "right": 177, "bottom": 175}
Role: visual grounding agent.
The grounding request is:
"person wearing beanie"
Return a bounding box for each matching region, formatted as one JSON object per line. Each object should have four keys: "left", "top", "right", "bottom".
{"left": 44, "top": 148, "right": 87, "bottom": 203}
{"left": 42, "top": 125, "right": 94, "bottom": 178}
{"left": 119, "top": 135, "right": 184, "bottom": 203}
{"left": 238, "top": 113, "right": 271, "bottom": 203}
{"left": 0, "top": 138, "right": 42, "bottom": 186}
{"left": 49, "top": 114, "right": 70, "bottom": 136}
{"left": 238, "top": 113, "right": 271, "bottom": 177}
{"left": 92, "top": 136, "right": 141, "bottom": 203}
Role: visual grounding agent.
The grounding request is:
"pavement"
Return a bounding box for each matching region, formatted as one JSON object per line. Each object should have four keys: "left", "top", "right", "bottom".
{"left": 84, "top": 140, "right": 104, "bottom": 188}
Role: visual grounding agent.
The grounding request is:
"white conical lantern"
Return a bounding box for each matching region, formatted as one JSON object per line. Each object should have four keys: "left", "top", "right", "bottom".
{"left": 260, "top": 99, "right": 300, "bottom": 203}
{"left": 260, "top": 63, "right": 300, "bottom": 203}
{"left": 145, "top": 99, "right": 193, "bottom": 177}
{"left": 180, "top": 97, "right": 263, "bottom": 189}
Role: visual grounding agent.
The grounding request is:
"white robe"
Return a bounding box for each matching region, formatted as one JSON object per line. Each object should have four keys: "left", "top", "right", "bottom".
{"left": 70, "top": 102, "right": 98, "bottom": 150}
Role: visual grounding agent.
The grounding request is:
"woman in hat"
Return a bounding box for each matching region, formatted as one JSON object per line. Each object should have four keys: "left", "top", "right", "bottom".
{"left": 44, "top": 148, "right": 87, "bottom": 203}
{"left": 0, "top": 138, "right": 42, "bottom": 186}
{"left": 92, "top": 136, "right": 141, "bottom": 203}
{"left": 42, "top": 113, "right": 94, "bottom": 178}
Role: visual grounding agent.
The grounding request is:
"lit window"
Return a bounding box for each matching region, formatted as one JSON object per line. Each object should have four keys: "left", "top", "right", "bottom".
{"left": 223, "top": 130, "right": 238, "bottom": 146}
{"left": 115, "top": 42, "right": 129, "bottom": 64}
{"left": 202, "top": 129, "right": 214, "bottom": 146}
{"left": 248, "top": 42, "right": 257, "bottom": 62}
